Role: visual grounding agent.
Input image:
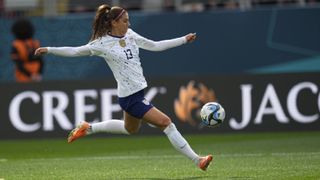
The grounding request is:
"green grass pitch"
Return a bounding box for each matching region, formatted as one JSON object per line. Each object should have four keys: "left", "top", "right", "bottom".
{"left": 0, "top": 131, "right": 319, "bottom": 179}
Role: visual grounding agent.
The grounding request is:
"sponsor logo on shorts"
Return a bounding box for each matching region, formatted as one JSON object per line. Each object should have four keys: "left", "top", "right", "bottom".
{"left": 142, "top": 99, "right": 150, "bottom": 105}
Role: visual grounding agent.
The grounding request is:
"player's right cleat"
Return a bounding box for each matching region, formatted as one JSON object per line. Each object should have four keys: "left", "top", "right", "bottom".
{"left": 198, "top": 155, "right": 213, "bottom": 171}
{"left": 67, "top": 121, "right": 90, "bottom": 143}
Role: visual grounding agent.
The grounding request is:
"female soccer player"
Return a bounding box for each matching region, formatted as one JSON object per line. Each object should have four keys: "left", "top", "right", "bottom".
{"left": 35, "top": 4, "right": 212, "bottom": 171}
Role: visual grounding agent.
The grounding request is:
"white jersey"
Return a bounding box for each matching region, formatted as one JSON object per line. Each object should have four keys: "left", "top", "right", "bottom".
{"left": 47, "top": 28, "right": 187, "bottom": 97}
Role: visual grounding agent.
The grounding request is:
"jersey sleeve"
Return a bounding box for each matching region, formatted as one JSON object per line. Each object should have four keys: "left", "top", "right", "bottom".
{"left": 129, "top": 29, "right": 187, "bottom": 51}
{"left": 47, "top": 45, "right": 92, "bottom": 57}
{"left": 87, "top": 39, "right": 105, "bottom": 56}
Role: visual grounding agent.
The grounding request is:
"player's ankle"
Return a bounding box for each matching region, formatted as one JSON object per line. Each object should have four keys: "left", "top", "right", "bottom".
{"left": 86, "top": 125, "right": 93, "bottom": 135}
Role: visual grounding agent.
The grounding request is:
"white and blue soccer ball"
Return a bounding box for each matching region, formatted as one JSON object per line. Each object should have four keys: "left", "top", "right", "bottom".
{"left": 200, "top": 102, "right": 226, "bottom": 127}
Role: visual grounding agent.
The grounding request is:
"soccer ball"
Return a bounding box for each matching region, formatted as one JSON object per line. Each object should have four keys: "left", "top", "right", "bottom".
{"left": 200, "top": 102, "right": 225, "bottom": 127}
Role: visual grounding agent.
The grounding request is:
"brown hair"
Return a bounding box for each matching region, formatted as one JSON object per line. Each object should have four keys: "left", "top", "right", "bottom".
{"left": 11, "top": 18, "right": 35, "bottom": 40}
{"left": 90, "top": 4, "right": 126, "bottom": 41}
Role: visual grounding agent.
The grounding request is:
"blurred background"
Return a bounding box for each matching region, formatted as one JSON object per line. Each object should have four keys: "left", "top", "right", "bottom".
{"left": 1, "top": 2, "right": 320, "bottom": 178}
{"left": 1, "top": 0, "right": 320, "bottom": 81}
{"left": 0, "top": 0, "right": 319, "bottom": 138}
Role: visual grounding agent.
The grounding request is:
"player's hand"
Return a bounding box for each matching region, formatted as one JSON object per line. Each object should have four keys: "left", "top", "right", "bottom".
{"left": 35, "top": 47, "right": 48, "bottom": 56}
{"left": 185, "top": 33, "right": 197, "bottom": 43}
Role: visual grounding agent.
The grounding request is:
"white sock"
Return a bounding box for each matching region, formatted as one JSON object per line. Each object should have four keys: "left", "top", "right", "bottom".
{"left": 89, "top": 120, "right": 129, "bottom": 135}
{"left": 163, "top": 123, "right": 200, "bottom": 165}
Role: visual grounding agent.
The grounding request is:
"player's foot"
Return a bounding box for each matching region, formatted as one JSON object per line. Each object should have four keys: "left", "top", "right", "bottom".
{"left": 198, "top": 155, "right": 213, "bottom": 171}
{"left": 67, "top": 121, "right": 90, "bottom": 143}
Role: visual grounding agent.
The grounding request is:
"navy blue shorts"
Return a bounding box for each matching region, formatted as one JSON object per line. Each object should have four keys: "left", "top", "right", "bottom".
{"left": 118, "top": 90, "right": 153, "bottom": 119}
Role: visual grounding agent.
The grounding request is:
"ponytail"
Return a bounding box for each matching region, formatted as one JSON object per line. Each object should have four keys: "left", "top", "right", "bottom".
{"left": 90, "top": 4, "right": 111, "bottom": 41}
{"left": 90, "top": 4, "right": 127, "bottom": 41}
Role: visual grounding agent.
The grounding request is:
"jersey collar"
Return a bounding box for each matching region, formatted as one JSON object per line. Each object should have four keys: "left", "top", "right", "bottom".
{"left": 108, "top": 33, "right": 125, "bottom": 39}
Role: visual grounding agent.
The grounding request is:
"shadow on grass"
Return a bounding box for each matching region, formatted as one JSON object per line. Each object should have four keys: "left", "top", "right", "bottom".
{"left": 124, "top": 176, "right": 214, "bottom": 180}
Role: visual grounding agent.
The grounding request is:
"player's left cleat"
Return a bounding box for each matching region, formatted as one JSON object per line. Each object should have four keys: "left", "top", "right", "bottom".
{"left": 198, "top": 155, "right": 213, "bottom": 171}
{"left": 67, "top": 121, "right": 90, "bottom": 143}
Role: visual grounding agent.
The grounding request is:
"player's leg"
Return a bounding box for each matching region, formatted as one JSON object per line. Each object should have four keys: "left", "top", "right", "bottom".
{"left": 67, "top": 116, "right": 130, "bottom": 143}
{"left": 68, "top": 90, "right": 143, "bottom": 143}
{"left": 90, "top": 117, "right": 130, "bottom": 135}
{"left": 142, "top": 107, "right": 213, "bottom": 170}
{"left": 87, "top": 111, "right": 141, "bottom": 135}
{"left": 123, "top": 111, "right": 142, "bottom": 134}
{"left": 82, "top": 111, "right": 141, "bottom": 135}
{"left": 142, "top": 107, "right": 170, "bottom": 130}
{"left": 142, "top": 108, "right": 200, "bottom": 164}
{"left": 68, "top": 110, "right": 143, "bottom": 143}
{"left": 88, "top": 108, "right": 144, "bottom": 135}
{"left": 89, "top": 90, "right": 144, "bottom": 135}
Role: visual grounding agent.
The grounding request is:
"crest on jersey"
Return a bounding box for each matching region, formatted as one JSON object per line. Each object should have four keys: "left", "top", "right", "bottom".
{"left": 119, "top": 39, "right": 126, "bottom": 47}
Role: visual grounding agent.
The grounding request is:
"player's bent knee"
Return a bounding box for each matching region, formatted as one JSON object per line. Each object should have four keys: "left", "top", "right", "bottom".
{"left": 160, "top": 117, "right": 172, "bottom": 128}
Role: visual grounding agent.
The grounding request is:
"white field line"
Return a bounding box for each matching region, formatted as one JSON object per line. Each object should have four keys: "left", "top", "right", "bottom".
{"left": 11, "top": 151, "right": 319, "bottom": 162}
{"left": 271, "top": 152, "right": 320, "bottom": 156}
{"left": 31, "top": 155, "right": 183, "bottom": 162}
{"left": 1, "top": 152, "right": 319, "bottom": 163}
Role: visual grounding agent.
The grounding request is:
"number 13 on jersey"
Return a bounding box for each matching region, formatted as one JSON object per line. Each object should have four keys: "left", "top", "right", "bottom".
{"left": 124, "top": 49, "right": 133, "bottom": 60}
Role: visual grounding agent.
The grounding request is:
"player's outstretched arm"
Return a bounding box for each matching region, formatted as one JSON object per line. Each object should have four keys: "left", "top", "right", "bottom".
{"left": 35, "top": 46, "right": 91, "bottom": 57}
{"left": 134, "top": 31, "right": 197, "bottom": 52}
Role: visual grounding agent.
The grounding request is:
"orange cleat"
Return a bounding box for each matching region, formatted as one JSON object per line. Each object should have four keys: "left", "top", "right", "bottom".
{"left": 198, "top": 155, "right": 213, "bottom": 171}
{"left": 67, "top": 121, "right": 90, "bottom": 143}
